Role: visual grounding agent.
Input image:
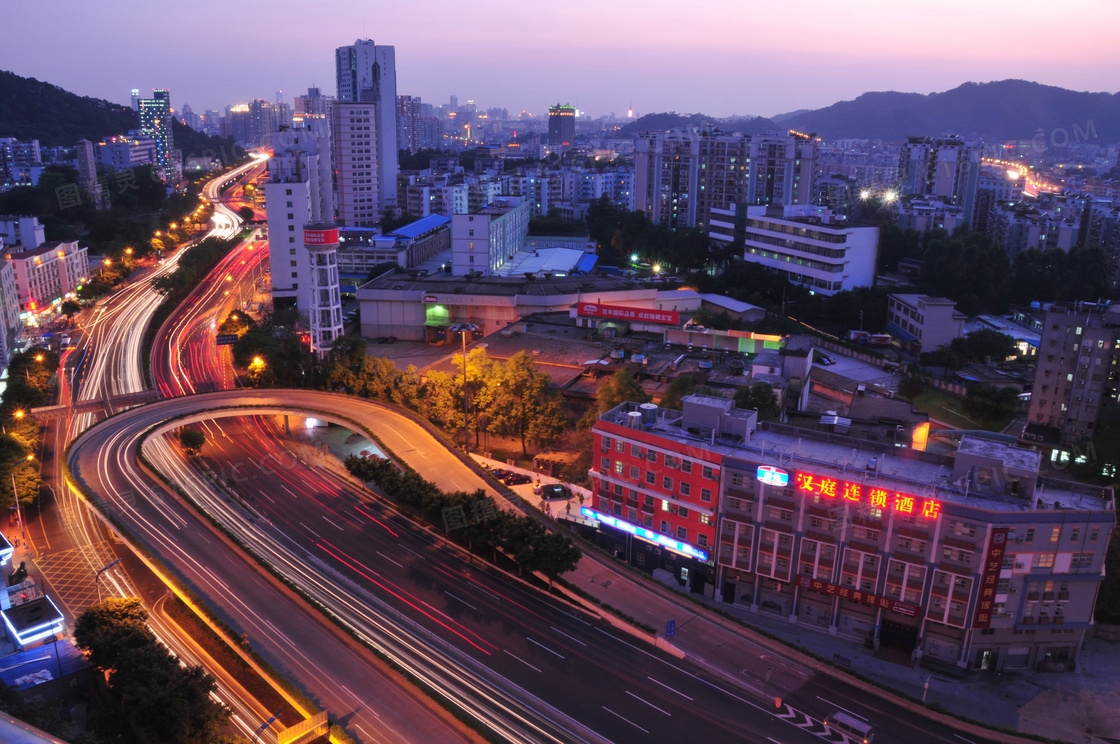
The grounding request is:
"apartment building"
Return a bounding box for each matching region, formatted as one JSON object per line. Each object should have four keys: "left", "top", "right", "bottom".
{"left": 6, "top": 241, "right": 88, "bottom": 313}
{"left": 591, "top": 396, "right": 1115, "bottom": 673}
{"left": 886, "top": 294, "right": 965, "bottom": 352}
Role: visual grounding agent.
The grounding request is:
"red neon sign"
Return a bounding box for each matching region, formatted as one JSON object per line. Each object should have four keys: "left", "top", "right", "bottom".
{"left": 577, "top": 302, "right": 679, "bottom": 325}
{"left": 795, "top": 472, "right": 941, "bottom": 520}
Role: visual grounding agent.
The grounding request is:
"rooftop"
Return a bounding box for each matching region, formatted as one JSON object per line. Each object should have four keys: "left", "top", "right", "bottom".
{"left": 388, "top": 214, "right": 451, "bottom": 240}
{"left": 599, "top": 400, "right": 1113, "bottom": 515}
{"left": 7, "top": 241, "right": 80, "bottom": 259}
{"left": 360, "top": 272, "right": 642, "bottom": 298}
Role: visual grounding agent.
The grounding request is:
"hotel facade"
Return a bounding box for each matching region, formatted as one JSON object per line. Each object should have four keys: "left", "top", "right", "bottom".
{"left": 590, "top": 395, "right": 1115, "bottom": 673}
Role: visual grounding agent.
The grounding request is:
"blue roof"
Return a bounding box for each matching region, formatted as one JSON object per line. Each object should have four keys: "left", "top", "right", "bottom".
{"left": 575, "top": 253, "right": 599, "bottom": 273}
{"left": 0, "top": 638, "right": 88, "bottom": 690}
{"left": 389, "top": 214, "right": 451, "bottom": 240}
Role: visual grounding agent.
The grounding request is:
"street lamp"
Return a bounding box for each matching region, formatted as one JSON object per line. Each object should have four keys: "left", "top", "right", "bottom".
{"left": 448, "top": 322, "right": 479, "bottom": 454}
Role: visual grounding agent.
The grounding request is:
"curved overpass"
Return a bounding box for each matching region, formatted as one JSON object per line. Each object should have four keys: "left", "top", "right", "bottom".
{"left": 68, "top": 389, "right": 590, "bottom": 744}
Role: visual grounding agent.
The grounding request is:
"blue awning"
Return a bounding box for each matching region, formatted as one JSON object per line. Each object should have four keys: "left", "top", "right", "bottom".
{"left": 575, "top": 253, "right": 599, "bottom": 273}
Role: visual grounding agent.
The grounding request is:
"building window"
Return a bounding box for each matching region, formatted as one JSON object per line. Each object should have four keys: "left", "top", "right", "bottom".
{"left": 1025, "top": 528, "right": 1036, "bottom": 542}
{"left": 700, "top": 488, "right": 712, "bottom": 503}
{"left": 646, "top": 450, "right": 657, "bottom": 463}
{"left": 680, "top": 482, "right": 691, "bottom": 497}
{"left": 702, "top": 466, "right": 716, "bottom": 480}
{"left": 614, "top": 462, "right": 623, "bottom": 475}
{"left": 662, "top": 476, "right": 673, "bottom": 490}
{"left": 1032, "top": 553, "right": 1056, "bottom": 569}
{"left": 615, "top": 440, "right": 625, "bottom": 452}
{"left": 646, "top": 471, "right": 656, "bottom": 485}
{"left": 698, "top": 534, "right": 709, "bottom": 547}
{"left": 677, "top": 526, "right": 687, "bottom": 540}
{"left": 660, "top": 520, "right": 670, "bottom": 534}
{"left": 629, "top": 465, "right": 639, "bottom": 479}
{"left": 601, "top": 457, "right": 610, "bottom": 470}
{"left": 1071, "top": 552, "right": 1093, "bottom": 568}
{"left": 1050, "top": 527, "right": 1060, "bottom": 543}
{"left": 680, "top": 460, "right": 692, "bottom": 474}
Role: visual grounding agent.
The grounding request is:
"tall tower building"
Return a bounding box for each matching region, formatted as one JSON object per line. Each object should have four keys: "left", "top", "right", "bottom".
{"left": 75, "top": 139, "right": 106, "bottom": 210}
{"left": 138, "top": 89, "right": 175, "bottom": 181}
{"left": 130, "top": 88, "right": 140, "bottom": 111}
{"left": 899, "top": 136, "right": 981, "bottom": 224}
{"left": 334, "top": 39, "right": 399, "bottom": 222}
{"left": 398, "top": 95, "right": 422, "bottom": 153}
{"left": 548, "top": 104, "right": 576, "bottom": 148}
{"left": 302, "top": 223, "right": 344, "bottom": 356}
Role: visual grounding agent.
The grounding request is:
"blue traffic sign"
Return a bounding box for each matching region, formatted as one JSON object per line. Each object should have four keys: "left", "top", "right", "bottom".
{"left": 666, "top": 620, "right": 676, "bottom": 636}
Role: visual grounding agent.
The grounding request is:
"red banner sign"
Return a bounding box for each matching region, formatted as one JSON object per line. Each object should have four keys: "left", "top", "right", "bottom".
{"left": 304, "top": 228, "right": 339, "bottom": 246}
{"left": 794, "top": 472, "right": 941, "bottom": 520}
{"left": 973, "top": 527, "right": 1009, "bottom": 628}
{"left": 577, "top": 303, "right": 679, "bottom": 325}
{"left": 797, "top": 576, "right": 921, "bottom": 618}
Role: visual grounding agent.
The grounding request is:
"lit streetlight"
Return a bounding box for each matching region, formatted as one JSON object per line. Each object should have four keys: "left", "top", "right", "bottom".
{"left": 448, "top": 322, "right": 479, "bottom": 454}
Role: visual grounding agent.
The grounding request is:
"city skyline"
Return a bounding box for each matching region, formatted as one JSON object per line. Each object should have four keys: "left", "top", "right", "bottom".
{"left": 4, "top": 0, "right": 1119, "bottom": 120}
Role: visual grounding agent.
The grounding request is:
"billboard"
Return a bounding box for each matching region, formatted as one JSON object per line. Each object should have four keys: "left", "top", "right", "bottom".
{"left": 577, "top": 303, "right": 679, "bottom": 325}
{"left": 303, "top": 227, "right": 339, "bottom": 246}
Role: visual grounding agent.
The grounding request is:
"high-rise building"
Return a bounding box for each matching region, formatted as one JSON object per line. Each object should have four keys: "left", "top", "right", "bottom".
{"left": 548, "top": 104, "right": 576, "bottom": 149}
{"left": 138, "top": 89, "right": 176, "bottom": 181}
{"left": 898, "top": 136, "right": 981, "bottom": 224}
{"left": 130, "top": 88, "right": 140, "bottom": 111}
{"left": 294, "top": 87, "right": 333, "bottom": 119}
{"left": 75, "top": 139, "right": 106, "bottom": 210}
{"left": 636, "top": 130, "right": 817, "bottom": 231}
{"left": 264, "top": 121, "right": 332, "bottom": 311}
{"left": 398, "top": 95, "right": 422, "bottom": 153}
{"left": 1024, "top": 301, "right": 1120, "bottom": 448}
{"left": 334, "top": 39, "right": 399, "bottom": 221}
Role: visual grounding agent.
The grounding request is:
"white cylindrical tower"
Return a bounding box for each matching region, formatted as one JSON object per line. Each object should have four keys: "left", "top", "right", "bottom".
{"left": 303, "top": 222, "right": 344, "bottom": 357}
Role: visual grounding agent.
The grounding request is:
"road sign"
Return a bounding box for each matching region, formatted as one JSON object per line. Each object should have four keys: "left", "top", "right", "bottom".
{"left": 216, "top": 334, "right": 238, "bottom": 346}
{"left": 666, "top": 619, "right": 676, "bottom": 637}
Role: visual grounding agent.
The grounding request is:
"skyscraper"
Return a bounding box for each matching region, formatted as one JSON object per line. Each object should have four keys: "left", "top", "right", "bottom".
{"left": 548, "top": 104, "right": 576, "bottom": 148}
{"left": 130, "top": 88, "right": 140, "bottom": 111}
{"left": 397, "top": 95, "right": 422, "bottom": 153}
{"left": 138, "top": 89, "right": 175, "bottom": 181}
{"left": 334, "top": 39, "right": 399, "bottom": 223}
{"left": 898, "top": 136, "right": 981, "bottom": 224}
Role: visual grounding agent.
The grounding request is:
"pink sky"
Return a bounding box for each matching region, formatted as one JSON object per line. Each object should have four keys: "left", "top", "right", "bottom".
{"left": 4, "top": 0, "right": 1118, "bottom": 119}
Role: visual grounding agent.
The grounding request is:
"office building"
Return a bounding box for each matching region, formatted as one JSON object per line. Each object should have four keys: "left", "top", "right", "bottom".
{"left": 709, "top": 204, "right": 879, "bottom": 295}
{"left": 591, "top": 396, "right": 1115, "bottom": 673}
{"left": 1024, "top": 301, "right": 1120, "bottom": 448}
{"left": 96, "top": 135, "right": 157, "bottom": 171}
{"left": 398, "top": 95, "right": 423, "bottom": 153}
{"left": 548, "top": 104, "right": 576, "bottom": 149}
{"left": 335, "top": 39, "right": 399, "bottom": 219}
{"left": 450, "top": 196, "right": 530, "bottom": 275}
{"left": 265, "top": 122, "right": 333, "bottom": 312}
{"left": 5, "top": 240, "right": 88, "bottom": 314}
{"left": 885, "top": 294, "right": 965, "bottom": 353}
{"left": 0, "top": 250, "right": 21, "bottom": 365}
{"left": 898, "top": 136, "right": 981, "bottom": 225}
{"left": 138, "top": 89, "right": 176, "bottom": 181}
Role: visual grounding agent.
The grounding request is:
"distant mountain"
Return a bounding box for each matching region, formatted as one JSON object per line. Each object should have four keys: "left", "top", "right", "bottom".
{"left": 0, "top": 70, "right": 238, "bottom": 164}
{"left": 776, "top": 80, "right": 1120, "bottom": 142}
{"left": 616, "top": 112, "right": 780, "bottom": 138}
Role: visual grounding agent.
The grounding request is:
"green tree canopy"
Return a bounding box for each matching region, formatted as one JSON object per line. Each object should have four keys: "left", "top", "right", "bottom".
{"left": 734, "top": 382, "right": 779, "bottom": 420}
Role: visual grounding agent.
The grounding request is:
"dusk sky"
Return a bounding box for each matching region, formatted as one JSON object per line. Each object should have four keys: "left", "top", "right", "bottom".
{"left": 5, "top": 0, "right": 1119, "bottom": 120}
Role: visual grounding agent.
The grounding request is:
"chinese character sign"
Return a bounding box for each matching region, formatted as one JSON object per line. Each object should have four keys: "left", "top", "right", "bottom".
{"left": 794, "top": 472, "right": 941, "bottom": 521}
{"left": 577, "top": 303, "right": 679, "bottom": 325}
{"left": 973, "top": 527, "right": 1009, "bottom": 629}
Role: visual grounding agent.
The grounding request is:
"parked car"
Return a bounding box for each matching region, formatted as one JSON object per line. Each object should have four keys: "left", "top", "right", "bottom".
{"left": 487, "top": 468, "right": 512, "bottom": 481}
{"left": 535, "top": 484, "right": 572, "bottom": 500}
{"left": 502, "top": 473, "right": 532, "bottom": 486}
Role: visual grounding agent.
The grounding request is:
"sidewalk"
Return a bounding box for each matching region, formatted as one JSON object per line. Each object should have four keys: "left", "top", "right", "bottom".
{"left": 470, "top": 455, "right": 1120, "bottom": 744}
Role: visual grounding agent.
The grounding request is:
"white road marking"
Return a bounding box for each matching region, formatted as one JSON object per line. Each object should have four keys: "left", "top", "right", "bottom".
{"left": 376, "top": 550, "right": 403, "bottom": 567}
{"left": 299, "top": 522, "right": 323, "bottom": 540}
{"left": 322, "top": 515, "right": 345, "bottom": 531}
{"left": 444, "top": 591, "right": 478, "bottom": 611}
{"left": 647, "top": 675, "right": 693, "bottom": 701}
{"left": 526, "top": 637, "right": 565, "bottom": 659}
{"left": 503, "top": 649, "right": 541, "bottom": 673}
{"left": 549, "top": 625, "right": 588, "bottom": 647}
{"left": 626, "top": 690, "right": 672, "bottom": 716}
{"left": 602, "top": 706, "right": 649, "bottom": 734}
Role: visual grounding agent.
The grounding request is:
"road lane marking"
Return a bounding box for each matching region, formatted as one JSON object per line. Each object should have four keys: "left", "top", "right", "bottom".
{"left": 549, "top": 625, "right": 588, "bottom": 647}
{"left": 602, "top": 706, "right": 649, "bottom": 734}
{"left": 299, "top": 522, "right": 323, "bottom": 540}
{"left": 323, "top": 515, "right": 345, "bottom": 531}
{"left": 526, "top": 637, "right": 565, "bottom": 659}
{"left": 280, "top": 484, "right": 298, "bottom": 497}
{"left": 647, "top": 676, "right": 693, "bottom": 700}
{"left": 626, "top": 690, "right": 672, "bottom": 716}
{"left": 401, "top": 545, "right": 424, "bottom": 558}
{"left": 445, "top": 591, "right": 478, "bottom": 611}
{"left": 954, "top": 736, "right": 979, "bottom": 744}
{"left": 376, "top": 550, "right": 403, "bottom": 567}
{"left": 816, "top": 697, "right": 866, "bottom": 721}
{"left": 503, "top": 649, "right": 541, "bottom": 673}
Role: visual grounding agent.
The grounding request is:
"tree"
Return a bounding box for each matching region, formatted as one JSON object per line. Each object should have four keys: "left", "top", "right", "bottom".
{"left": 660, "top": 375, "right": 695, "bottom": 410}
{"left": 535, "top": 531, "right": 583, "bottom": 588}
{"left": 237, "top": 205, "right": 255, "bottom": 222}
{"left": 180, "top": 428, "right": 205, "bottom": 458}
{"left": 485, "top": 352, "right": 567, "bottom": 457}
{"left": 897, "top": 375, "right": 926, "bottom": 401}
{"left": 595, "top": 368, "right": 651, "bottom": 415}
{"left": 60, "top": 299, "right": 81, "bottom": 319}
{"left": 955, "top": 329, "right": 1018, "bottom": 364}
{"left": 74, "top": 598, "right": 154, "bottom": 670}
{"left": 733, "top": 382, "right": 779, "bottom": 420}
{"left": 962, "top": 384, "right": 1021, "bottom": 425}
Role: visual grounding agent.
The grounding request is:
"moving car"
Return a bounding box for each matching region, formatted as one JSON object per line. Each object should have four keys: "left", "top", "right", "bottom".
{"left": 823, "top": 711, "right": 874, "bottom": 743}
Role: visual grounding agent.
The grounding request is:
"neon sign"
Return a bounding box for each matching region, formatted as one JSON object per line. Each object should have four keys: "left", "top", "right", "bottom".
{"left": 756, "top": 466, "right": 789, "bottom": 487}
{"left": 581, "top": 507, "right": 709, "bottom": 561}
{"left": 794, "top": 472, "right": 941, "bottom": 520}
